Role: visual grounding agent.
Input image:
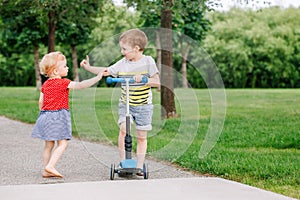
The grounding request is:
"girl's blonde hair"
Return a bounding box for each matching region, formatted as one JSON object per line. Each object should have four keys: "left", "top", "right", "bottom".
{"left": 119, "top": 29, "right": 148, "bottom": 51}
{"left": 39, "top": 51, "right": 65, "bottom": 77}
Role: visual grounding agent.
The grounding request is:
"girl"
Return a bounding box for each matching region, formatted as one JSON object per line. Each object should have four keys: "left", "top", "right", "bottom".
{"left": 32, "top": 51, "right": 104, "bottom": 178}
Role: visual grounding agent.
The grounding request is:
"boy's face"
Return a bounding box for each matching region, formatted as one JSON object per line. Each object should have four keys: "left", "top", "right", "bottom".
{"left": 119, "top": 41, "right": 140, "bottom": 61}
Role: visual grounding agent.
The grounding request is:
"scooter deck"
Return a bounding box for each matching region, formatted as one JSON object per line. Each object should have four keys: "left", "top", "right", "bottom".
{"left": 116, "top": 159, "right": 142, "bottom": 176}
{"left": 116, "top": 167, "right": 142, "bottom": 176}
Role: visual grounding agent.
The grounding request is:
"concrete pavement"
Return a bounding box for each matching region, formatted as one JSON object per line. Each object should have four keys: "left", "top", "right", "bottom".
{"left": 0, "top": 177, "right": 296, "bottom": 200}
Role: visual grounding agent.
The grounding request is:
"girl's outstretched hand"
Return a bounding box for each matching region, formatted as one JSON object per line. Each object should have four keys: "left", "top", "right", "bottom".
{"left": 103, "top": 68, "right": 109, "bottom": 76}
{"left": 80, "top": 55, "right": 90, "bottom": 70}
{"left": 97, "top": 68, "right": 105, "bottom": 80}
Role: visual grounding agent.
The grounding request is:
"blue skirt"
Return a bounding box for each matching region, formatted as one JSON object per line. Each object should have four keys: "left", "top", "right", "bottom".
{"left": 31, "top": 109, "right": 72, "bottom": 141}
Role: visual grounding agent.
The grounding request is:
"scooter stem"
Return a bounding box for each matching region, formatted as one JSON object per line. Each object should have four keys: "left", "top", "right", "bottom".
{"left": 125, "top": 78, "right": 132, "bottom": 159}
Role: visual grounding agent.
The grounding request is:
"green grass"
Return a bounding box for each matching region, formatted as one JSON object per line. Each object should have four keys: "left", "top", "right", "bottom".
{"left": 0, "top": 87, "right": 40, "bottom": 123}
{"left": 0, "top": 87, "right": 299, "bottom": 199}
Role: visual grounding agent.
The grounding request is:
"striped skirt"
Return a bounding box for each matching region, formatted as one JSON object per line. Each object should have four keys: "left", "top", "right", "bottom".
{"left": 31, "top": 109, "right": 72, "bottom": 141}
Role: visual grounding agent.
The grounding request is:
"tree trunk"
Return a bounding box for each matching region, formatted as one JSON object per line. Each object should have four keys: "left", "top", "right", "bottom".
{"left": 34, "top": 45, "right": 41, "bottom": 90}
{"left": 160, "top": 0, "right": 177, "bottom": 119}
{"left": 71, "top": 44, "right": 79, "bottom": 81}
{"left": 48, "top": 10, "right": 56, "bottom": 53}
{"left": 181, "top": 43, "right": 190, "bottom": 88}
{"left": 42, "top": 10, "right": 56, "bottom": 84}
{"left": 156, "top": 30, "right": 161, "bottom": 91}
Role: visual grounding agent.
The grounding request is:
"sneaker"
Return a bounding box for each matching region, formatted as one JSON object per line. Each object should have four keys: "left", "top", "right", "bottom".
{"left": 117, "top": 162, "right": 122, "bottom": 169}
{"left": 136, "top": 168, "right": 143, "bottom": 176}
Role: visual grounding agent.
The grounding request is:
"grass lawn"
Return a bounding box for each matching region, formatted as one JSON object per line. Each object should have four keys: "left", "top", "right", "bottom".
{"left": 0, "top": 87, "right": 299, "bottom": 199}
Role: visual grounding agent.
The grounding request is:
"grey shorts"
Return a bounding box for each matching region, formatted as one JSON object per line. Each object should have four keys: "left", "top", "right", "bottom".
{"left": 118, "top": 103, "right": 153, "bottom": 131}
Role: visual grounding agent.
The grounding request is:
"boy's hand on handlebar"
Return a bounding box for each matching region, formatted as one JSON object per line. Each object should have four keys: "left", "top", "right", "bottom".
{"left": 133, "top": 75, "right": 143, "bottom": 83}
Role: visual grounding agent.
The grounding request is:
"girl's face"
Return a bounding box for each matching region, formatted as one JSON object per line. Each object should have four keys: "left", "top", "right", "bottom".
{"left": 119, "top": 41, "right": 140, "bottom": 61}
{"left": 56, "top": 59, "right": 69, "bottom": 77}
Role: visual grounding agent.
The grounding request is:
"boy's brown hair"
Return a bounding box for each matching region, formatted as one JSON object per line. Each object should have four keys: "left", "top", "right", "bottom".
{"left": 119, "top": 29, "right": 148, "bottom": 51}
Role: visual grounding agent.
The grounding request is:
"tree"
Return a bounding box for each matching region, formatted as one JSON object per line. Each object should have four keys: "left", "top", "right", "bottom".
{"left": 39, "top": 0, "right": 105, "bottom": 83}
{"left": 204, "top": 6, "right": 300, "bottom": 88}
{"left": 55, "top": 0, "right": 105, "bottom": 81}
{"left": 173, "top": 0, "right": 210, "bottom": 88}
{"left": 0, "top": 0, "right": 138, "bottom": 87}
{"left": 0, "top": 0, "right": 48, "bottom": 89}
{"left": 1, "top": 0, "right": 102, "bottom": 86}
{"left": 160, "top": 0, "right": 177, "bottom": 118}
{"left": 124, "top": 0, "right": 211, "bottom": 118}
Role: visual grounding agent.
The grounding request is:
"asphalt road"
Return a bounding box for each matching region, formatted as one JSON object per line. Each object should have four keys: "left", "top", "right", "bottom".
{"left": 0, "top": 116, "right": 197, "bottom": 185}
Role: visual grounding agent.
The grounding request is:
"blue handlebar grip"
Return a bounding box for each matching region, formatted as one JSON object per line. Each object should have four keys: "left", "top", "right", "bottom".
{"left": 129, "top": 78, "right": 135, "bottom": 83}
{"left": 106, "top": 77, "right": 113, "bottom": 84}
{"left": 141, "top": 76, "right": 148, "bottom": 83}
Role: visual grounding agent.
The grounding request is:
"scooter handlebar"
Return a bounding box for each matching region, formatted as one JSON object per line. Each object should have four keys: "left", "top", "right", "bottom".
{"left": 106, "top": 76, "right": 148, "bottom": 84}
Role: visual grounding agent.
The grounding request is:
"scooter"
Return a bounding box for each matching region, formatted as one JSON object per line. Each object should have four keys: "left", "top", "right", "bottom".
{"left": 106, "top": 76, "right": 149, "bottom": 180}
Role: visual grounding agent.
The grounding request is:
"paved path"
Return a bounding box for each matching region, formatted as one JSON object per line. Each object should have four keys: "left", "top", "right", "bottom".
{"left": 0, "top": 116, "right": 296, "bottom": 200}
{"left": 0, "top": 116, "right": 196, "bottom": 185}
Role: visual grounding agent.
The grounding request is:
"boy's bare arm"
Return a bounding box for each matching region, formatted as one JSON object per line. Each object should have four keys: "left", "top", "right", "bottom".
{"left": 148, "top": 73, "right": 160, "bottom": 88}
{"left": 133, "top": 73, "right": 160, "bottom": 87}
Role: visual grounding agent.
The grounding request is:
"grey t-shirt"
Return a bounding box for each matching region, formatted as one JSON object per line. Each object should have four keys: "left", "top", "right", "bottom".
{"left": 108, "top": 55, "right": 159, "bottom": 106}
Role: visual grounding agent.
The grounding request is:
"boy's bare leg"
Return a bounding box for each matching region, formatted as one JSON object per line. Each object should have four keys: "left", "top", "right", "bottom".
{"left": 136, "top": 130, "right": 147, "bottom": 169}
{"left": 118, "top": 122, "right": 126, "bottom": 162}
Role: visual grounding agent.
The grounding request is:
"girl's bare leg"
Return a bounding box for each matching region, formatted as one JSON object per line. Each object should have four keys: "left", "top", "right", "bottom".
{"left": 42, "top": 141, "right": 55, "bottom": 177}
{"left": 43, "top": 141, "right": 55, "bottom": 167}
{"left": 44, "top": 139, "right": 68, "bottom": 177}
{"left": 136, "top": 130, "right": 147, "bottom": 169}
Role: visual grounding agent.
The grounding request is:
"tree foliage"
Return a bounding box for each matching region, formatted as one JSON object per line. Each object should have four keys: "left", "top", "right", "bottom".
{"left": 0, "top": 0, "right": 110, "bottom": 86}
{"left": 0, "top": 2, "right": 300, "bottom": 88}
{"left": 0, "top": 0, "right": 47, "bottom": 86}
{"left": 203, "top": 7, "right": 300, "bottom": 88}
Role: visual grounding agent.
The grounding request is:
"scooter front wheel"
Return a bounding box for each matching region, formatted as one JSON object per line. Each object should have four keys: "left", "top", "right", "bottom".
{"left": 110, "top": 164, "right": 115, "bottom": 180}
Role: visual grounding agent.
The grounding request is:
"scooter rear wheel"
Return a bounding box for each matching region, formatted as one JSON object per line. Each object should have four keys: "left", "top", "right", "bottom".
{"left": 143, "top": 163, "right": 149, "bottom": 179}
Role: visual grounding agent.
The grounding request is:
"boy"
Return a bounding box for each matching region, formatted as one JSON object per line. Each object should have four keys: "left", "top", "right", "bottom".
{"left": 80, "top": 29, "right": 160, "bottom": 173}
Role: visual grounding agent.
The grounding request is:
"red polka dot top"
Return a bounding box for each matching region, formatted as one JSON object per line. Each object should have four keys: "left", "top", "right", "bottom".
{"left": 41, "top": 78, "right": 71, "bottom": 111}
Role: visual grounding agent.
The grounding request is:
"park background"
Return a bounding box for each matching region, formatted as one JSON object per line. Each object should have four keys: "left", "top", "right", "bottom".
{"left": 0, "top": 0, "right": 299, "bottom": 199}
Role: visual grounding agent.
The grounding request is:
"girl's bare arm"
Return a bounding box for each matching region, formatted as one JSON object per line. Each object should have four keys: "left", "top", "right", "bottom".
{"left": 38, "top": 92, "right": 44, "bottom": 110}
{"left": 68, "top": 70, "right": 104, "bottom": 90}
